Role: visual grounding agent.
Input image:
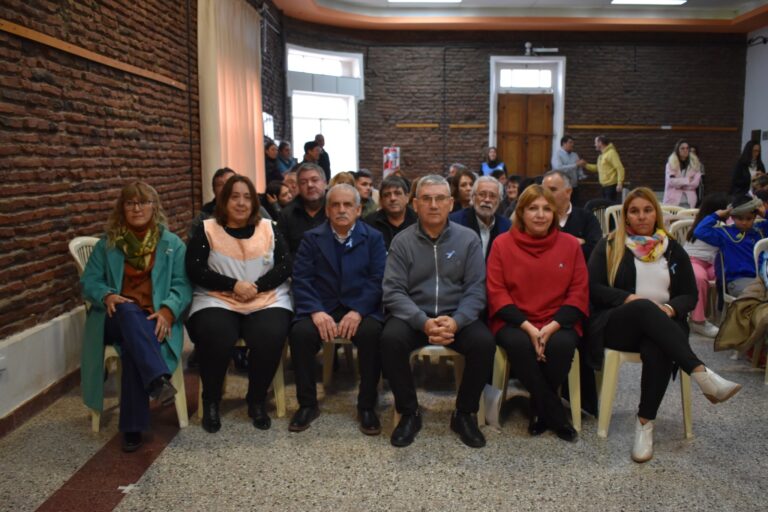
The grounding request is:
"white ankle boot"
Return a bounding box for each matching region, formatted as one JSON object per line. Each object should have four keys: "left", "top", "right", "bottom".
{"left": 692, "top": 368, "right": 742, "bottom": 404}
{"left": 631, "top": 417, "right": 653, "bottom": 463}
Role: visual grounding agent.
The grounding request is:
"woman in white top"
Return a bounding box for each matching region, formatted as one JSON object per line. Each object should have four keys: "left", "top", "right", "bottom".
{"left": 682, "top": 193, "right": 729, "bottom": 337}
{"left": 588, "top": 187, "right": 741, "bottom": 463}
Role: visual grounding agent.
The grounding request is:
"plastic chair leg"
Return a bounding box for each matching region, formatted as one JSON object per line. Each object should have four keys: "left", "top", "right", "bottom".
{"left": 171, "top": 363, "right": 188, "bottom": 428}
{"left": 680, "top": 371, "right": 693, "bottom": 439}
{"left": 91, "top": 410, "right": 101, "bottom": 433}
{"left": 322, "top": 342, "right": 335, "bottom": 389}
{"left": 597, "top": 350, "right": 622, "bottom": 438}
{"left": 568, "top": 350, "right": 582, "bottom": 432}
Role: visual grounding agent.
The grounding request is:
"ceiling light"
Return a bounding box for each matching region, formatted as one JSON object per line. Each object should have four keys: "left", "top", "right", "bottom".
{"left": 388, "top": 0, "right": 462, "bottom": 4}
{"left": 611, "top": 1, "right": 687, "bottom": 5}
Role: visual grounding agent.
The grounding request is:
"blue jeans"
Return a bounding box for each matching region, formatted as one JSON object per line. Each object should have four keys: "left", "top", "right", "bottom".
{"left": 104, "top": 302, "right": 171, "bottom": 432}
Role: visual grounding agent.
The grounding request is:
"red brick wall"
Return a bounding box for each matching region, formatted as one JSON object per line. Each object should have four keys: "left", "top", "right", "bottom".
{"left": 0, "top": 0, "right": 200, "bottom": 339}
{"left": 275, "top": 19, "right": 746, "bottom": 197}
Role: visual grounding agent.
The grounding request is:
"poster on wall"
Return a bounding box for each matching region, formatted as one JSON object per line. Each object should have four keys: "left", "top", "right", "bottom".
{"left": 383, "top": 146, "right": 400, "bottom": 179}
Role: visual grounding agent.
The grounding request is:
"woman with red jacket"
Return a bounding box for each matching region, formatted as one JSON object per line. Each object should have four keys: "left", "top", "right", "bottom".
{"left": 487, "top": 185, "right": 589, "bottom": 442}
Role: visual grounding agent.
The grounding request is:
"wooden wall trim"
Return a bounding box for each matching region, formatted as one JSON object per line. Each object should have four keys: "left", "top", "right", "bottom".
{"left": 567, "top": 124, "right": 738, "bottom": 132}
{"left": 0, "top": 18, "right": 187, "bottom": 91}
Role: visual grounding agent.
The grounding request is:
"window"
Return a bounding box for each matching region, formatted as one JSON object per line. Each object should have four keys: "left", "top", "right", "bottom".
{"left": 287, "top": 48, "right": 361, "bottom": 78}
{"left": 292, "top": 92, "right": 358, "bottom": 175}
{"left": 499, "top": 68, "right": 552, "bottom": 89}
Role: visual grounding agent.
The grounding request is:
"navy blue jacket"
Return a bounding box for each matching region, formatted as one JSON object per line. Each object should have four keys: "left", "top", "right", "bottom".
{"left": 292, "top": 220, "right": 386, "bottom": 321}
{"left": 448, "top": 207, "right": 511, "bottom": 259}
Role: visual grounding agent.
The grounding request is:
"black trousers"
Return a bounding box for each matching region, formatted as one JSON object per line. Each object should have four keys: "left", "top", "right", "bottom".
{"left": 380, "top": 317, "right": 495, "bottom": 415}
{"left": 496, "top": 325, "right": 577, "bottom": 428}
{"left": 604, "top": 299, "right": 704, "bottom": 420}
{"left": 187, "top": 307, "right": 291, "bottom": 405}
{"left": 602, "top": 185, "right": 618, "bottom": 203}
{"left": 289, "top": 308, "right": 383, "bottom": 410}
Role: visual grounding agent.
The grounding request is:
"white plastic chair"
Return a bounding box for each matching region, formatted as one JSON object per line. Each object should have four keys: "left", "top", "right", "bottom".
{"left": 604, "top": 205, "right": 623, "bottom": 234}
{"left": 392, "top": 345, "right": 485, "bottom": 427}
{"left": 677, "top": 208, "right": 699, "bottom": 218}
{"left": 597, "top": 348, "right": 692, "bottom": 439}
{"left": 669, "top": 219, "right": 694, "bottom": 243}
{"left": 322, "top": 337, "right": 357, "bottom": 389}
{"left": 68, "top": 236, "right": 100, "bottom": 276}
{"left": 661, "top": 204, "right": 684, "bottom": 216}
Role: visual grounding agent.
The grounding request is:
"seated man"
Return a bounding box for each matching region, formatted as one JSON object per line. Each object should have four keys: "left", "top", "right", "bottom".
{"left": 542, "top": 170, "right": 602, "bottom": 261}
{"left": 289, "top": 184, "right": 387, "bottom": 434}
{"left": 364, "top": 175, "right": 417, "bottom": 251}
{"left": 449, "top": 176, "right": 511, "bottom": 258}
{"left": 355, "top": 169, "right": 378, "bottom": 218}
{"left": 278, "top": 163, "right": 328, "bottom": 255}
{"left": 381, "top": 175, "right": 495, "bottom": 448}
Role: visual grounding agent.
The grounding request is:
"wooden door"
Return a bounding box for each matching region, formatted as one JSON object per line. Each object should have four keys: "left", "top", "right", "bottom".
{"left": 496, "top": 93, "right": 553, "bottom": 177}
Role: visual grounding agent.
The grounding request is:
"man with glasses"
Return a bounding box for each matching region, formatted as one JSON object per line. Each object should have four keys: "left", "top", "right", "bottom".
{"left": 449, "top": 176, "right": 511, "bottom": 259}
{"left": 364, "top": 176, "right": 416, "bottom": 251}
{"left": 277, "top": 163, "right": 328, "bottom": 255}
{"left": 380, "top": 175, "right": 494, "bottom": 448}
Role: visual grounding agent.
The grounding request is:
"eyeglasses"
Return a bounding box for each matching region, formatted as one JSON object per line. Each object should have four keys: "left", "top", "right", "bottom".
{"left": 417, "top": 195, "right": 451, "bottom": 205}
{"left": 124, "top": 200, "right": 153, "bottom": 210}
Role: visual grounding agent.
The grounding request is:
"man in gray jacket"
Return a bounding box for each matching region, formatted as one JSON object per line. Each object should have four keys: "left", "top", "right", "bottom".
{"left": 381, "top": 175, "right": 495, "bottom": 448}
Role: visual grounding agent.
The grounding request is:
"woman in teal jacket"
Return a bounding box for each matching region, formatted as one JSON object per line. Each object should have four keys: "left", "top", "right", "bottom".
{"left": 80, "top": 182, "right": 191, "bottom": 452}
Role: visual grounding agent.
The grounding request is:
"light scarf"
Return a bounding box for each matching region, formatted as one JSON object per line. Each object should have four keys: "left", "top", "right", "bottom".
{"left": 625, "top": 228, "right": 668, "bottom": 263}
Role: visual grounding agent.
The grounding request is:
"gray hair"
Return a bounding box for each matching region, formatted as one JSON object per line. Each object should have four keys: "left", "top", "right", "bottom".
{"left": 543, "top": 170, "right": 572, "bottom": 190}
{"left": 326, "top": 183, "right": 361, "bottom": 206}
{"left": 296, "top": 162, "right": 326, "bottom": 182}
{"left": 449, "top": 163, "right": 467, "bottom": 173}
{"left": 472, "top": 175, "right": 504, "bottom": 199}
{"left": 415, "top": 174, "right": 451, "bottom": 197}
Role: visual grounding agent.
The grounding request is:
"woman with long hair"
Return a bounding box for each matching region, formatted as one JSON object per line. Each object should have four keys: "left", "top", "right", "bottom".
{"left": 451, "top": 168, "right": 476, "bottom": 212}
{"left": 80, "top": 182, "right": 192, "bottom": 452}
{"left": 487, "top": 185, "right": 589, "bottom": 442}
{"left": 588, "top": 187, "right": 741, "bottom": 463}
{"left": 663, "top": 139, "right": 702, "bottom": 207}
{"left": 480, "top": 146, "right": 507, "bottom": 176}
{"left": 731, "top": 140, "right": 765, "bottom": 196}
{"left": 683, "top": 193, "right": 729, "bottom": 337}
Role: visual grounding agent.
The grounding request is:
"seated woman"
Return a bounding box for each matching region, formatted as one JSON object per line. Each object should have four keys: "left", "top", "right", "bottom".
{"left": 682, "top": 193, "right": 728, "bottom": 337}
{"left": 487, "top": 185, "right": 589, "bottom": 442}
{"left": 186, "top": 175, "right": 293, "bottom": 433}
{"left": 663, "top": 139, "right": 702, "bottom": 207}
{"left": 451, "top": 168, "right": 476, "bottom": 213}
{"left": 588, "top": 187, "right": 742, "bottom": 463}
{"left": 693, "top": 195, "right": 766, "bottom": 297}
{"left": 480, "top": 146, "right": 507, "bottom": 176}
{"left": 80, "top": 182, "right": 192, "bottom": 453}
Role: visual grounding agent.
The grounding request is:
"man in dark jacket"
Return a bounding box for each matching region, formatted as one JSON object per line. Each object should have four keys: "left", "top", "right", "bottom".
{"left": 543, "top": 170, "right": 602, "bottom": 261}
{"left": 364, "top": 176, "right": 416, "bottom": 250}
{"left": 288, "top": 184, "right": 387, "bottom": 435}
{"left": 449, "top": 176, "right": 511, "bottom": 259}
{"left": 381, "top": 175, "right": 495, "bottom": 449}
{"left": 315, "top": 133, "right": 331, "bottom": 181}
{"left": 277, "top": 163, "right": 327, "bottom": 255}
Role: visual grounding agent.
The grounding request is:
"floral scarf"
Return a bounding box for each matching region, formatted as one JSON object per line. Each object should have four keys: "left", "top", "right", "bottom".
{"left": 114, "top": 225, "right": 159, "bottom": 271}
{"left": 625, "top": 228, "right": 668, "bottom": 263}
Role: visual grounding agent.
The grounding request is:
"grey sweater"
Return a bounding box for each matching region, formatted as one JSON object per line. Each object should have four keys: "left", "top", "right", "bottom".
{"left": 383, "top": 221, "right": 486, "bottom": 332}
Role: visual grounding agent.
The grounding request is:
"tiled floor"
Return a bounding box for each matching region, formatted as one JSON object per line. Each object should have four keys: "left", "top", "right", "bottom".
{"left": 2, "top": 334, "right": 767, "bottom": 512}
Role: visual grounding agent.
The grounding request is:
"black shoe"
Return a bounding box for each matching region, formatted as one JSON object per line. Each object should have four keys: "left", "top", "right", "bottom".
{"left": 528, "top": 416, "right": 548, "bottom": 436}
{"left": 248, "top": 402, "right": 271, "bottom": 430}
{"left": 358, "top": 409, "right": 381, "bottom": 436}
{"left": 187, "top": 348, "right": 199, "bottom": 370}
{"left": 201, "top": 400, "right": 221, "bottom": 433}
{"left": 232, "top": 347, "right": 249, "bottom": 373}
{"left": 121, "top": 431, "right": 143, "bottom": 453}
{"left": 554, "top": 424, "right": 578, "bottom": 443}
{"left": 390, "top": 411, "right": 422, "bottom": 447}
{"left": 450, "top": 410, "right": 486, "bottom": 448}
{"left": 288, "top": 406, "right": 320, "bottom": 432}
{"left": 148, "top": 376, "right": 176, "bottom": 406}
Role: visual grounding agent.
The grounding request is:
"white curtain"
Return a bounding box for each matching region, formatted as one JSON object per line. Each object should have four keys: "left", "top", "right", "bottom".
{"left": 198, "top": 0, "right": 265, "bottom": 198}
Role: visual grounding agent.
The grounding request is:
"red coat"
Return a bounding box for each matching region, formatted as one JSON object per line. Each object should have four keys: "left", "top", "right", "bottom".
{"left": 487, "top": 228, "right": 589, "bottom": 336}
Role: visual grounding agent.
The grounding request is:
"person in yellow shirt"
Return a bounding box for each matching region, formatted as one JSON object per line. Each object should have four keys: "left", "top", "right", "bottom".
{"left": 586, "top": 135, "right": 625, "bottom": 203}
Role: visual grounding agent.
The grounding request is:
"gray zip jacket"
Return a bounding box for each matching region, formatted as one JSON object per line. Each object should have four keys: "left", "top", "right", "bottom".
{"left": 383, "top": 221, "right": 486, "bottom": 332}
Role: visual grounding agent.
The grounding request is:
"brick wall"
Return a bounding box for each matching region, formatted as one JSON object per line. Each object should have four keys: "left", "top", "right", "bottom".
{"left": 273, "top": 18, "right": 746, "bottom": 197}
{"left": 0, "top": 1, "right": 200, "bottom": 339}
{"left": 251, "top": 0, "right": 287, "bottom": 141}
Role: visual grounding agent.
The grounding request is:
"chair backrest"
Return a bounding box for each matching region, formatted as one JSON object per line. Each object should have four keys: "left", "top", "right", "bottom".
{"left": 584, "top": 198, "right": 615, "bottom": 237}
{"left": 669, "top": 219, "right": 694, "bottom": 243}
{"left": 604, "top": 205, "right": 623, "bottom": 234}
{"left": 68, "top": 236, "right": 100, "bottom": 276}
{"left": 753, "top": 238, "right": 768, "bottom": 275}
{"left": 661, "top": 204, "right": 684, "bottom": 216}
{"left": 676, "top": 208, "right": 698, "bottom": 218}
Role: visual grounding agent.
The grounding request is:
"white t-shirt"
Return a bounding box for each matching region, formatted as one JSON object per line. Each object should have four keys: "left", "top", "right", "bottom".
{"left": 634, "top": 257, "right": 671, "bottom": 304}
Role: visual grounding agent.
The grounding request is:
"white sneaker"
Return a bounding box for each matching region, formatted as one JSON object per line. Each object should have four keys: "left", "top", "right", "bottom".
{"left": 690, "top": 321, "right": 719, "bottom": 338}
{"left": 631, "top": 417, "right": 654, "bottom": 463}
{"left": 692, "top": 367, "right": 742, "bottom": 404}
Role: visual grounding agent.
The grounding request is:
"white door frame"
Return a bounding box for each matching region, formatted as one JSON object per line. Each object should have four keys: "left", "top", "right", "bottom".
{"left": 488, "top": 56, "right": 566, "bottom": 164}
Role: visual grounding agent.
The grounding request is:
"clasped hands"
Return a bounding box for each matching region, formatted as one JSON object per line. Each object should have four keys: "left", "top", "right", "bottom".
{"left": 232, "top": 280, "right": 259, "bottom": 302}
{"left": 521, "top": 320, "right": 560, "bottom": 362}
{"left": 423, "top": 316, "right": 457, "bottom": 346}
{"left": 311, "top": 310, "right": 362, "bottom": 342}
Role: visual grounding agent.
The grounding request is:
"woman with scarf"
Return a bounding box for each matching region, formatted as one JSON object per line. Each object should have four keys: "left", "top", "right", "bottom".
{"left": 480, "top": 146, "right": 507, "bottom": 176}
{"left": 588, "top": 187, "right": 742, "bottom": 463}
{"left": 80, "top": 182, "right": 192, "bottom": 453}
{"left": 663, "top": 139, "right": 702, "bottom": 207}
{"left": 487, "top": 185, "right": 589, "bottom": 442}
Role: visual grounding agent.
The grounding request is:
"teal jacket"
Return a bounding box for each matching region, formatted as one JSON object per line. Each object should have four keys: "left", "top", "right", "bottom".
{"left": 79, "top": 227, "right": 192, "bottom": 412}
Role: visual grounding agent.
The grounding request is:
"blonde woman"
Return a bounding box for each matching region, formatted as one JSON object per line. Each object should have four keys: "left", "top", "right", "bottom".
{"left": 588, "top": 187, "right": 741, "bottom": 463}
{"left": 80, "top": 182, "right": 191, "bottom": 452}
{"left": 663, "top": 140, "right": 702, "bottom": 207}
